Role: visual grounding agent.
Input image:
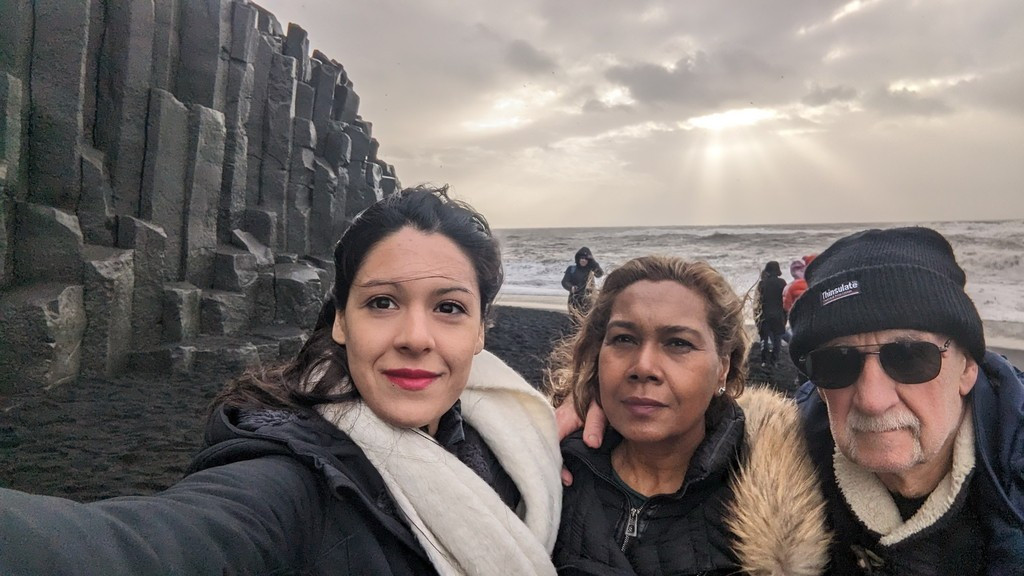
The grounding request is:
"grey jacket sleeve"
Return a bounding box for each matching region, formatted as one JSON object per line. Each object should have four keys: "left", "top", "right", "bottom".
{"left": 0, "top": 456, "right": 326, "bottom": 576}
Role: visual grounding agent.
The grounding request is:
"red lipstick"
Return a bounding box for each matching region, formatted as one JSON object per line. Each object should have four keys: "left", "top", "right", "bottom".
{"left": 383, "top": 368, "right": 440, "bottom": 391}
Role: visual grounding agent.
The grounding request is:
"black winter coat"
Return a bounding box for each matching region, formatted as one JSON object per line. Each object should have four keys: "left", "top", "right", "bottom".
{"left": 553, "top": 398, "right": 745, "bottom": 576}
{"left": 0, "top": 404, "right": 518, "bottom": 575}
{"left": 757, "top": 275, "right": 787, "bottom": 335}
{"left": 562, "top": 248, "right": 604, "bottom": 314}
{"left": 796, "top": 352, "right": 1024, "bottom": 576}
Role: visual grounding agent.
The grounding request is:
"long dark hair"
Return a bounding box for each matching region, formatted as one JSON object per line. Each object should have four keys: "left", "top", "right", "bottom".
{"left": 749, "top": 260, "right": 781, "bottom": 326}
{"left": 215, "top": 185, "right": 503, "bottom": 412}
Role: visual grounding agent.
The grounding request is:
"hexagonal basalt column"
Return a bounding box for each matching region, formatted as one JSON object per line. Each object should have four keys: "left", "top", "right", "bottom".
{"left": 0, "top": 283, "right": 86, "bottom": 392}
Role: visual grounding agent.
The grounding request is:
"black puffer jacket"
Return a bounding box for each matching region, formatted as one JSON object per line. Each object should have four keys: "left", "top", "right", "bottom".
{"left": 554, "top": 398, "right": 745, "bottom": 576}
{"left": 554, "top": 388, "right": 832, "bottom": 576}
{"left": 0, "top": 404, "right": 518, "bottom": 575}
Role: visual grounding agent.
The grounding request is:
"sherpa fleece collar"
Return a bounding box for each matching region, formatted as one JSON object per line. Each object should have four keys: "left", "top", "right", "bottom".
{"left": 833, "top": 407, "right": 975, "bottom": 546}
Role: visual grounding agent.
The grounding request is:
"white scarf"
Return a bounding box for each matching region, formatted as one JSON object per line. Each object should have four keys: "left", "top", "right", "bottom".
{"left": 319, "top": 350, "right": 561, "bottom": 576}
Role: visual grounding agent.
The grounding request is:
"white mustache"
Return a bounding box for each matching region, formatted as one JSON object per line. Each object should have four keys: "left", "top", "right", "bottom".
{"left": 847, "top": 409, "right": 920, "bottom": 434}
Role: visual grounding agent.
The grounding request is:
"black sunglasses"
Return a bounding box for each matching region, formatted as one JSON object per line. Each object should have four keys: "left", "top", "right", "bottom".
{"left": 800, "top": 339, "right": 952, "bottom": 389}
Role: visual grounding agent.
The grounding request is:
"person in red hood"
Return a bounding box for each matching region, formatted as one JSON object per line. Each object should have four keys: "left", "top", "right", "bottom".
{"left": 783, "top": 254, "right": 817, "bottom": 315}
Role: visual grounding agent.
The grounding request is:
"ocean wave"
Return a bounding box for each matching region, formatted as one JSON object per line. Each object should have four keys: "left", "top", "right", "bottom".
{"left": 964, "top": 253, "right": 1024, "bottom": 280}
{"left": 499, "top": 285, "right": 565, "bottom": 297}
{"left": 494, "top": 220, "right": 1024, "bottom": 324}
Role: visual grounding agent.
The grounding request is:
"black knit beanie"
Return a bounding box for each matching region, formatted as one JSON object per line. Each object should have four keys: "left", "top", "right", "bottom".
{"left": 789, "top": 227, "right": 985, "bottom": 366}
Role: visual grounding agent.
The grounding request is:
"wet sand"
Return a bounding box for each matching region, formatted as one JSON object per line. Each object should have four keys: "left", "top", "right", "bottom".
{"left": 0, "top": 305, "right": 574, "bottom": 501}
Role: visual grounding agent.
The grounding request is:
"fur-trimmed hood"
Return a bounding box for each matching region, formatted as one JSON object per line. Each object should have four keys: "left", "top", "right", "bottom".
{"left": 728, "top": 386, "right": 831, "bottom": 576}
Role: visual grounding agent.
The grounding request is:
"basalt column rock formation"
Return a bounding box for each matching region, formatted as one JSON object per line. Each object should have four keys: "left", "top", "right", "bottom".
{"left": 0, "top": 1, "right": 401, "bottom": 393}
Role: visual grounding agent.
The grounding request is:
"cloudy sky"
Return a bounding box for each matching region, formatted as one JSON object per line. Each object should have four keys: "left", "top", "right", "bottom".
{"left": 257, "top": 0, "right": 1023, "bottom": 228}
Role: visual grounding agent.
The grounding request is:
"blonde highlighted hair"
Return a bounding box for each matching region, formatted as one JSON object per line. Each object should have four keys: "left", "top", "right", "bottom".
{"left": 547, "top": 255, "right": 749, "bottom": 420}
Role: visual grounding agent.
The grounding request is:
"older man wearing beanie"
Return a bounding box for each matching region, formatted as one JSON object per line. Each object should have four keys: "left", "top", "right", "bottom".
{"left": 790, "top": 226, "right": 1024, "bottom": 575}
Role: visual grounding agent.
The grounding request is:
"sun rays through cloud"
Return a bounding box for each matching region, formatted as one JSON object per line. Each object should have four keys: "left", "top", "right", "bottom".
{"left": 255, "top": 0, "right": 1024, "bottom": 227}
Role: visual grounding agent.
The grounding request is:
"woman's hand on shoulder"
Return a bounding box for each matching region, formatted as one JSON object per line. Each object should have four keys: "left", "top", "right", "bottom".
{"left": 554, "top": 397, "right": 607, "bottom": 486}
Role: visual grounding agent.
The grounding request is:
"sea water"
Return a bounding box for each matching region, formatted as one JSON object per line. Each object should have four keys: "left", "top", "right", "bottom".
{"left": 493, "top": 219, "right": 1024, "bottom": 345}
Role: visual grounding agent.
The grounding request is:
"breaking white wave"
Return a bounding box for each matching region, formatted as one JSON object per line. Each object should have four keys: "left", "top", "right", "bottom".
{"left": 494, "top": 220, "right": 1024, "bottom": 337}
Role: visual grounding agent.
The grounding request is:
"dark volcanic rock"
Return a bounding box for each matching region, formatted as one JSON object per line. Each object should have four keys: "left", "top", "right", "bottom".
{"left": 0, "top": 283, "right": 87, "bottom": 392}
{"left": 0, "top": 305, "right": 573, "bottom": 501}
{"left": 118, "top": 215, "right": 169, "bottom": 348}
{"left": 14, "top": 202, "right": 85, "bottom": 284}
{"left": 177, "top": 0, "right": 231, "bottom": 111}
{"left": 80, "top": 246, "right": 135, "bottom": 378}
{"left": 140, "top": 89, "right": 189, "bottom": 281}
{"left": 28, "top": 0, "right": 90, "bottom": 208}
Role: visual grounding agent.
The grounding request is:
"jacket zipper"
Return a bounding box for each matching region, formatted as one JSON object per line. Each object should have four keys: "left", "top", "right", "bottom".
{"left": 567, "top": 450, "right": 657, "bottom": 554}
{"left": 621, "top": 505, "right": 643, "bottom": 552}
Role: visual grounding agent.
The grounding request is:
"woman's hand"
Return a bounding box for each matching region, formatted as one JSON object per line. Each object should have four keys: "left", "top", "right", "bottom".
{"left": 555, "top": 397, "right": 608, "bottom": 485}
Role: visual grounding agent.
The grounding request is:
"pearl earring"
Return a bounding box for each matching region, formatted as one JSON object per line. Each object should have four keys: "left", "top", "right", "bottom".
{"left": 717, "top": 386, "right": 726, "bottom": 397}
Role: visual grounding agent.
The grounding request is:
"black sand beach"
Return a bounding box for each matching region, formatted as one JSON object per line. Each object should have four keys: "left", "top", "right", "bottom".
{"left": 3, "top": 303, "right": 1017, "bottom": 503}
{"left": 0, "top": 306, "right": 575, "bottom": 501}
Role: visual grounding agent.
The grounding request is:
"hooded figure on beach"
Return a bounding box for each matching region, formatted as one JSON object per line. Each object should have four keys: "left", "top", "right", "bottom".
{"left": 562, "top": 247, "right": 604, "bottom": 317}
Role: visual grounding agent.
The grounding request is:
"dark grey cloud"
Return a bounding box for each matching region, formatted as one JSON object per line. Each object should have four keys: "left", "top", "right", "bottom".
{"left": 534, "top": 0, "right": 829, "bottom": 62}
{"left": 506, "top": 40, "right": 558, "bottom": 75}
{"left": 802, "top": 84, "right": 859, "bottom": 107}
{"left": 867, "top": 87, "right": 954, "bottom": 117}
{"left": 950, "top": 65, "right": 1024, "bottom": 115}
{"left": 605, "top": 48, "right": 794, "bottom": 110}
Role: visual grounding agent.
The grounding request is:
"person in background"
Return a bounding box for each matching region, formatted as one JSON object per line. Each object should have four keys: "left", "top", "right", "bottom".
{"left": 562, "top": 246, "right": 604, "bottom": 317}
{"left": 548, "top": 255, "right": 829, "bottom": 576}
{"left": 754, "top": 260, "right": 787, "bottom": 366}
{"left": 783, "top": 254, "right": 817, "bottom": 317}
{"left": 0, "top": 187, "right": 562, "bottom": 576}
{"left": 783, "top": 258, "right": 808, "bottom": 314}
{"left": 789, "top": 227, "right": 1023, "bottom": 575}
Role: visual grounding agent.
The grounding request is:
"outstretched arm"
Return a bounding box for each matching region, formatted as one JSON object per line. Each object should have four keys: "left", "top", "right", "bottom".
{"left": 0, "top": 457, "right": 324, "bottom": 575}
